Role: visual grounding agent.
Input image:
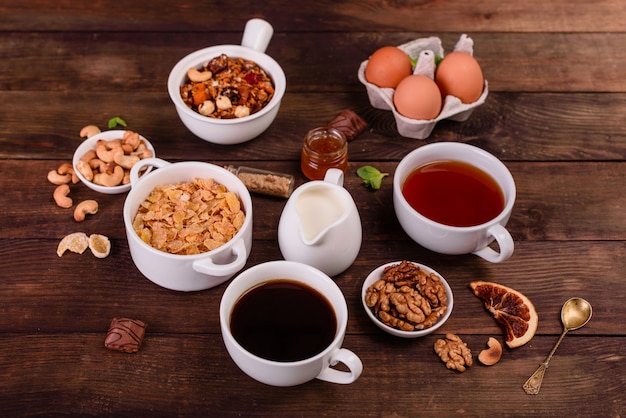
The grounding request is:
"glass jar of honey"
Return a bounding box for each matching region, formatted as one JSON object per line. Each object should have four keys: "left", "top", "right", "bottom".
{"left": 301, "top": 127, "right": 348, "bottom": 181}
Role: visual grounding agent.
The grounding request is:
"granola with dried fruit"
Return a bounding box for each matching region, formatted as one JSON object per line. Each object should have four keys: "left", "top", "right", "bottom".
{"left": 180, "top": 54, "right": 274, "bottom": 119}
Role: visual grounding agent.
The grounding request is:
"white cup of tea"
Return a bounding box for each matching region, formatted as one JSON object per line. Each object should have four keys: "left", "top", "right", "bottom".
{"left": 219, "top": 260, "right": 363, "bottom": 386}
{"left": 393, "top": 142, "right": 515, "bottom": 263}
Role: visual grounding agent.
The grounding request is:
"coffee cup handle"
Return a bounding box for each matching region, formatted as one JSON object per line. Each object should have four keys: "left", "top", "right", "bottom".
{"left": 472, "top": 224, "right": 514, "bottom": 263}
{"left": 316, "top": 347, "right": 363, "bottom": 384}
{"left": 192, "top": 239, "right": 248, "bottom": 277}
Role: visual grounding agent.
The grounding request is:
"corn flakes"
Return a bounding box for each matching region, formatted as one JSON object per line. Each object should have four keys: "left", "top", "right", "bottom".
{"left": 133, "top": 178, "right": 245, "bottom": 255}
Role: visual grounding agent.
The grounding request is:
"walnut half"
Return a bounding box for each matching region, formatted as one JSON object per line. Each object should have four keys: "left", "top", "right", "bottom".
{"left": 434, "top": 333, "right": 473, "bottom": 372}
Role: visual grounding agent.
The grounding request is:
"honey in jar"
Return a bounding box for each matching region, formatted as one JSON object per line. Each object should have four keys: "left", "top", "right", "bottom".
{"left": 301, "top": 127, "right": 348, "bottom": 180}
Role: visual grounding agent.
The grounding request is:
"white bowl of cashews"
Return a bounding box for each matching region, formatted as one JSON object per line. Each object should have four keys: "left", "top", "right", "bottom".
{"left": 167, "top": 19, "right": 286, "bottom": 145}
{"left": 72, "top": 129, "right": 156, "bottom": 194}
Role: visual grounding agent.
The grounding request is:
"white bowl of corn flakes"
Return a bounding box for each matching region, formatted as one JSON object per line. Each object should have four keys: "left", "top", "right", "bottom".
{"left": 123, "top": 158, "right": 253, "bottom": 291}
{"left": 167, "top": 19, "right": 286, "bottom": 145}
{"left": 362, "top": 261, "right": 453, "bottom": 338}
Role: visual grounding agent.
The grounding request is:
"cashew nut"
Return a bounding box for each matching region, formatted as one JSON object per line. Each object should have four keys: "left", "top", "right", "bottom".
{"left": 131, "top": 142, "right": 153, "bottom": 159}
{"left": 53, "top": 184, "right": 73, "bottom": 208}
{"left": 93, "top": 165, "right": 124, "bottom": 187}
{"left": 122, "top": 130, "right": 141, "bottom": 150}
{"left": 74, "top": 200, "right": 99, "bottom": 222}
{"left": 113, "top": 150, "right": 140, "bottom": 170}
{"left": 187, "top": 67, "right": 213, "bottom": 82}
{"left": 47, "top": 169, "right": 71, "bottom": 185}
{"left": 80, "top": 149, "right": 97, "bottom": 163}
{"left": 80, "top": 125, "right": 101, "bottom": 139}
{"left": 76, "top": 160, "right": 94, "bottom": 181}
{"left": 57, "top": 163, "right": 79, "bottom": 184}
{"left": 478, "top": 337, "right": 503, "bottom": 366}
{"left": 88, "top": 158, "right": 107, "bottom": 172}
{"left": 96, "top": 139, "right": 122, "bottom": 163}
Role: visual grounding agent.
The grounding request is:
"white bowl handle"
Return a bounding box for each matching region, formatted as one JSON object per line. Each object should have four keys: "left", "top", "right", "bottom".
{"left": 192, "top": 239, "right": 248, "bottom": 277}
{"left": 129, "top": 157, "right": 171, "bottom": 187}
{"left": 241, "top": 18, "right": 274, "bottom": 53}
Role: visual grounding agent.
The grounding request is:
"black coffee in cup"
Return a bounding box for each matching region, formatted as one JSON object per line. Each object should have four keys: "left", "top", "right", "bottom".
{"left": 230, "top": 280, "right": 337, "bottom": 362}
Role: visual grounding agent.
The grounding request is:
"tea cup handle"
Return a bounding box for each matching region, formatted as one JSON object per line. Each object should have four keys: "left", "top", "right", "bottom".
{"left": 129, "top": 157, "right": 170, "bottom": 187}
{"left": 192, "top": 239, "right": 248, "bottom": 277}
{"left": 241, "top": 18, "right": 274, "bottom": 53}
{"left": 472, "top": 224, "right": 514, "bottom": 263}
{"left": 315, "top": 347, "right": 363, "bottom": 384}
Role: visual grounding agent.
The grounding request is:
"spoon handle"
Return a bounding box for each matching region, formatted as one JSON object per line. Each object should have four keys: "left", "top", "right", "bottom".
{"left": 523, "top": 362, "right": 548, "bottom": 394}
{"left": 523, "top": 328, "right": 568, "bottom": 395}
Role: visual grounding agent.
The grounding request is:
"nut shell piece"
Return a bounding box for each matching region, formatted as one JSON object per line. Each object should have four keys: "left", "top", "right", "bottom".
{"left": 478, "top": 337, "right": 503, "bottom": 366}
{"left": 57, "top": 232, "right": 89, "bottom": 257}
{"left": 89, "top": 234, "right": 111, "bottom": 258}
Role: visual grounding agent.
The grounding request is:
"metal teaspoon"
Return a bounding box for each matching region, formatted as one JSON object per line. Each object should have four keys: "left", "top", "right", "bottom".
{"left": 523, "top": 297, "right": 592, "bottom": 394}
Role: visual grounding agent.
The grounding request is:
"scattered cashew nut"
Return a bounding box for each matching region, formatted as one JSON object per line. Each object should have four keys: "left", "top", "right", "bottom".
{"left": 74, "top": 200, "right": 98, "bottom": 222}
{"left": 478, "top": 337, "right": 503, "bottom": 366}
{"left": 57, "top": 163, "right": 79, "bottom": 184}
{"left": 53, "top": 184, "right": 73, "bottom": 208}
{"left": 80, "top": 125, "right": 101, "bottom": 139}
{"left": 187, "top": 67, "right": 213, "bottom": 82}
{"left": 47, "top": 169, "right": 72, "bottom": 185}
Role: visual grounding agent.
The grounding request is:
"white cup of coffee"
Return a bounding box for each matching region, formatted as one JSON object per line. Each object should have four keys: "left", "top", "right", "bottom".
{"left": 219, "top": 260, "right": 363, "bottom": 386}
{"left": 393, "top": 142, "right": 515, "bottom": 263}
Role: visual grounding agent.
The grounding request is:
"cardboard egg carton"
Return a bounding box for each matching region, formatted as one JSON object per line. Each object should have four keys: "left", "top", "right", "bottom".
{"left": 357, "top": 34, "right": 488, "bottom": 139}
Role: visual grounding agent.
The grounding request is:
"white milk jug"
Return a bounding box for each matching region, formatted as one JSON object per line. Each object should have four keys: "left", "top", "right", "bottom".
{"left": 278, "top": 169, "right": 362, "bottom": 277}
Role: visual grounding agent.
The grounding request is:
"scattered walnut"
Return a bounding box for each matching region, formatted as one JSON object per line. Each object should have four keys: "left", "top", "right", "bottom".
{"left": 434, "top": 333, "right": 473, "bottom": 372}
{"left": 365, "top": 261, "right": 448, "bottom": 331}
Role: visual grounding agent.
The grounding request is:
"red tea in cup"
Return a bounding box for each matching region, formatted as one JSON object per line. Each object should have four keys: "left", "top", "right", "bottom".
{"left": 401, "top": 160, "right": 505, "bottom": 227}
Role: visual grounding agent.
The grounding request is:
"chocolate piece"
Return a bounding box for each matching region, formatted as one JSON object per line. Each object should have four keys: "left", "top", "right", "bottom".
{"left": 104, "top": 317, "right": 147, "bottom": 353}
{"left": 328, "top": 109, "right": 367, "bottom": 141}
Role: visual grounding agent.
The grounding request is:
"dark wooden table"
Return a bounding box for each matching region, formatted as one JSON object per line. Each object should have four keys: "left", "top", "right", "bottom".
{"left": 2, "top": 1, "right": 625, "bottom": 416}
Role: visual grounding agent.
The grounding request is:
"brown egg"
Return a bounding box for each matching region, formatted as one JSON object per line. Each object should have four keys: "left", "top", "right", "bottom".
{"left": 393, "top": 75, "right": 442, "bottom": 120}
{"left": 435, "top": 51, "right": 484, "bottom": 104}
{"left": 365, "top": 46, "right": 412, "bottom": 88}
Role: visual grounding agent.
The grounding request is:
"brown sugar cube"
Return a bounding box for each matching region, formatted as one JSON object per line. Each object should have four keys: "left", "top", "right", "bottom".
{"left": 104, "top": 317, "right": 147, "bottom": 353}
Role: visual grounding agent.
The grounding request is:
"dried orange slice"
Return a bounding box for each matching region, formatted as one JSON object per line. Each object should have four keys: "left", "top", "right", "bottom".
{"left": 469, "top": 281, "right": 538, "bottom": 348}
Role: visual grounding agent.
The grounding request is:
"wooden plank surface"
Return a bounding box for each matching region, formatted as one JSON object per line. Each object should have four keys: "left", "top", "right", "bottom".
{"left": 1, "top": 0, "right": 624, "bottom": 416}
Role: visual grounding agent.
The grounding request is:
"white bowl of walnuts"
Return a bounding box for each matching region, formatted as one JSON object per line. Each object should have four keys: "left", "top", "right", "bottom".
{"left": 362, "top": 260, "right": 453, "bottom": 338}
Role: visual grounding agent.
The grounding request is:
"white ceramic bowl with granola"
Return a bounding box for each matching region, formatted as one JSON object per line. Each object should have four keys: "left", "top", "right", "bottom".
{"left": 167, "top": 19, "right": 286, "bottom": 144}
{"left": 72, "top": 130, "right": 156, "bottom": 194}
{"left": 362, "top": 261, "right": 453, "bottom": 338}
{"left": 123, "top": 158, "right": 253, "bottom": 291}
